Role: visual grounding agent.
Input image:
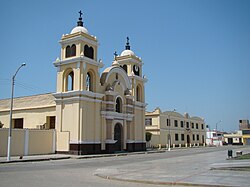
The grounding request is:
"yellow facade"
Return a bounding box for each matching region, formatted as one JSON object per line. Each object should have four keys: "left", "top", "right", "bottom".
{"left": 0, "top": 14, "right": 147, "bottom": 155}
{"left": 146, "top": 108, "right": 206, "bottom": 148}
{"left": 53, "top": 15, "right": 147, "bottom": 154}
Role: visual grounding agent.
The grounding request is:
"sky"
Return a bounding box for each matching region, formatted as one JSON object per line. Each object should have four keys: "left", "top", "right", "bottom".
{"left": 0, "top": 0, "right": 250, "bottom": 132}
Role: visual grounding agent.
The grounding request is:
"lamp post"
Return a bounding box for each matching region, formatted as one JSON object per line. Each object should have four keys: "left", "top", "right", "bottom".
{"left": 7, "top": 63, "right": 26, "bottom": 161}
{"left": 168, "top": 109, "right": 176, "bottom": 151}
{"left": 215, "top": 120, "right": 222, "bottom": 133}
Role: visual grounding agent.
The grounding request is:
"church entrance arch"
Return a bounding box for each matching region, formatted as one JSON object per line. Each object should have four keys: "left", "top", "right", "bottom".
{"left": 114, "top": 123, "right": 123, "bottom": 151}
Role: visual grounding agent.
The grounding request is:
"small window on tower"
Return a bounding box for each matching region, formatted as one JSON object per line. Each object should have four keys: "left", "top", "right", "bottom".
{"left": 66, "top": 45, "right": 71, "bottom": 58}
{"left": 122, "top": 65, "right": 127, "bottom": 73}
{"left": 133, "top": 65, "right": 140, "bottom": 76}
{"left": 71, "top": 44, "right": 76, "bottom": 56}
{"left": 84, "top": 45, "right": 94, "bottom": 59}
{"left": 67, "top": 71, "right": 74, "bottom": 91}
{"left": 115, "top": 97, "right": 122, "bottom": 113}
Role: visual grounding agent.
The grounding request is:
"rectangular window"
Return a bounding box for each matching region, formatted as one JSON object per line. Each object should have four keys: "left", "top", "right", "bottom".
{"left": 186, "top": 122, "right": 189, "bottom": 128}
{"left": 145, "top": 118, "right": 152, "bottom": 126}
{"left": 197, "top": 134, "right": 200, "bottom": 141}
{"left": 191, "top": 123, "right": 194, "bottom": 128}
{"left": 196, "top": 123, "right": 199, "bottom": 129}
{"left": 193, "top": 134, "right": 195, "bottom": 141}
{"left": 181, "top": 134, "right": 185, "bottom": 141}
{"left": 174, "top": 120, "right": 178, "bottom": 127}
{"left": 167, "top": 119, "right": 171, "bottom": 126}
{"left": 13, "top": 118, "right": 23, "bottom": 129}
{"left": 49, "top": 116, "right": 56, "bottom": 129}
{"left": 181, "top": 121, "right": 184, "bottom": 128}
{"left": 175, "top": 133, "right": 179, "bottom": 141}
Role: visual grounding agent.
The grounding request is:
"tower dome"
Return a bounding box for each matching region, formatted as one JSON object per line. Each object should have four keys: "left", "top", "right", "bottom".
{"left": 70, "top": 11, "right": 89, "bottom": 34}
{"left": 120, "top": 37, "right": 135, "bottom": 56}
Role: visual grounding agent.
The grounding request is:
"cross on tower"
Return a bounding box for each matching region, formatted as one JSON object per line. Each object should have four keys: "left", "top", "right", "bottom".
{"left": 125, "top": 37, "right": 130, "bottom": 50}
{"left": 79, "top": 10, "right": 83, "bottom": 18}
{"left": 114, "top": 51, "right": 118, "bottom": 59}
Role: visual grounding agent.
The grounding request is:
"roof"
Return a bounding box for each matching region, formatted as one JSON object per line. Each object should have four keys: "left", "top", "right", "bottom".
{"left": 0, "top": 93, "right": 55, "bottom": 112}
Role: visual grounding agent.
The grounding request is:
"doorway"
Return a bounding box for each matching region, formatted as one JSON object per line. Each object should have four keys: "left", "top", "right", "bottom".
{"left": 114, "top": 123, "right": 123, "bottom": 151}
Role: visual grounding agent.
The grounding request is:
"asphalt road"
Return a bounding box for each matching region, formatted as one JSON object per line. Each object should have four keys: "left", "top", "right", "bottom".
{"left": 0, "top": 146, "right": 249, "bottom": 187}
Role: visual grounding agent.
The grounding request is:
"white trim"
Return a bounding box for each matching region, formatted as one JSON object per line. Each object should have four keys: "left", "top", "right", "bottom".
{"left": 105, "top": 139, "right": 117, "bottom": 144}
{"left": 55, "top": 96, "right": 102, "bottom": 104}
{"left": 69, "top": 140, "right": 101, "bottom": 144}
{"left": 126, "top": 140, "right": 146, "bottom": 143}
{"left": 103, "top": 101, "right": 115, "bottom": 105}
{"left": 103, "top": 67, "right": 132, "bottom": 90}
{"left": 53, "top": 90, "right": 104, "bottom": 99}
{"left": 135, "top": 101, "right": 147, "bottom": 107}
{"left": 53, "top": 56, "right": 104, "bottom": 68}
{"left": 24, "top": 129, "right": 29, "bottom": 156}
{"left": 117, "top": 58, "right": 143, "bottom": 66}
{"left": 60, "top": 35, "right": 97, "bottom": 47}
{"left": 124, "top": 104, "right": 134, "bottom": 108}
{"left": 128, "top": 75, "right": 147, "bottom": 83}
{"left": 101, "top": 111, "right": 134, "bottom": 121}
{"left": 52, "top": 130, "right": 56, "bottom": 153}
{"left": 105, "top": 90, "right": 118, "bottom": 96}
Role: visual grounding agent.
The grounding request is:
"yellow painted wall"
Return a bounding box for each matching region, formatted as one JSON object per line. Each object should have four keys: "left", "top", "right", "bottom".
{"left": 56, "top": 131, "right": 70, "bottom": 152}
{"left": 28, "top": 130, "right": 54, "bottom": 155}
{"left": 0, "top": 107, "right": 55, "bottom": 129}
{"left": 0, "top": 129, "right": 54, "bottom": 156}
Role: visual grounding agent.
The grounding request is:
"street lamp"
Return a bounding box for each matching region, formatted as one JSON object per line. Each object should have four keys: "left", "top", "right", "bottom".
{"left": 168, "top": 109, "right": 176, "bottom": 151}
{"left": 215, "top": 120, "right": 222, "bottom": 133}
{"left": 7, "top": 63, "right": 26, "bottom": 161}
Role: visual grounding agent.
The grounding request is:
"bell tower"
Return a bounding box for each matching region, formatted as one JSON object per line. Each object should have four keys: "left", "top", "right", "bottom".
{"left": 116, "top": 37, "right": 147, "bottom": 103}
{"left": 115, "top": 37, "right": 147, "bottom": 150}
{"left": 53, "top": 11, "right": 104, "bottom": 154}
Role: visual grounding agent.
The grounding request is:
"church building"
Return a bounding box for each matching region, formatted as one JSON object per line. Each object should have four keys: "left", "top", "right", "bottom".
{"left": 0, "top": 12, "right": 147, "bottom": 155}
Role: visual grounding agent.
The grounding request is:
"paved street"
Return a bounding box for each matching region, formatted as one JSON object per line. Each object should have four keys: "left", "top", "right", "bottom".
{"left": 0, "top": 146, "right": 250, "bottom": 187}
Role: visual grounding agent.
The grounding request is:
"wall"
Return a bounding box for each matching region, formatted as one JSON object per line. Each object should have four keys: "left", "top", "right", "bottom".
{"left": 0, "top": 129, "right": 55, "bottom": 156}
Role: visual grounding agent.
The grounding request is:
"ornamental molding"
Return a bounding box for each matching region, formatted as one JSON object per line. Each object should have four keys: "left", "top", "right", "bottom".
{"left": 53, "top": 56, "right": 104, "bottom": 68}
{"left": 101, "top": 111, "right": 134, "bottom": 121}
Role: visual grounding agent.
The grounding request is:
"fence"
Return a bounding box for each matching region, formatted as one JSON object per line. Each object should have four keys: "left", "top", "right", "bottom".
{"left": 0, "top": 128, "right": 56, "bottom": 157}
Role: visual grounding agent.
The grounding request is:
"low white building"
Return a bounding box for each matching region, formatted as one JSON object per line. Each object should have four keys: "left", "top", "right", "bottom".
{"left": 206, "top": 127, "right": 224, "bottom": 146}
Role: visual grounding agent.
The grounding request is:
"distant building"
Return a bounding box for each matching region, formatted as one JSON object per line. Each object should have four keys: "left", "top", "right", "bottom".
{"left": 239, "top": 119, "right": 250, "bottom": 145}
{"left": 206, "top": 127, "right": 224, "bottom": 146}
{"left": 145, "top": 108, "right": 206, "bottom": 148}
{"left": 239, "top": 120, "right": 250, "bottom": 130}
{"left": 224, "top": 131, "right": 243, "bottom": 145}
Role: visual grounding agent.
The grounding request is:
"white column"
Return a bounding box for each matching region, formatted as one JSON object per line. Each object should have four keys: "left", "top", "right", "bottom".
{"left": 52, "top": 130, "right": 56, "bottom": 153}
{"left": 24, "top": 129, "right": 29, "bottom": 156}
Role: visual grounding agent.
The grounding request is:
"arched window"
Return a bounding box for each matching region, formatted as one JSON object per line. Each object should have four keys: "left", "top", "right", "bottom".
{"left": 133, "top": 65, "right": 140, "bottom": 76}
{"left": 122, "top": 65, "right": 127, "bottom": 73}
{"left": 66, "top": 45, "right": 71, "bottom": 58}
{"left": 71, "top": 44, "right": 76, "bottom": 56}
{"left": 136, "top": 85, "right": 142, "bottom": 102}
{"left": 115, "top": 97, "right": 122, "bottom": 113}
{"left": 86, "top": 72, "right": 92, "bottom": 91}
{"left": 67, "top": 71, "right": 74, "bottom": 91}
{"left": 84, "top": 45, "right": 94, "bottom": 59}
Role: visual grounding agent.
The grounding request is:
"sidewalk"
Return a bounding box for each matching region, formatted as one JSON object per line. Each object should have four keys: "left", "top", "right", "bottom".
{"left": 0, "top": 154, "right": 71, "bottom": 164}
{"left": 0, "top": 149, "right": 165, "bottom": 164}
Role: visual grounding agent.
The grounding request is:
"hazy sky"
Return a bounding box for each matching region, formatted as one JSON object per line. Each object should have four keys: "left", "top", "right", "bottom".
{"left": 0, "top": 0, "right": 250, "bottom": 132}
